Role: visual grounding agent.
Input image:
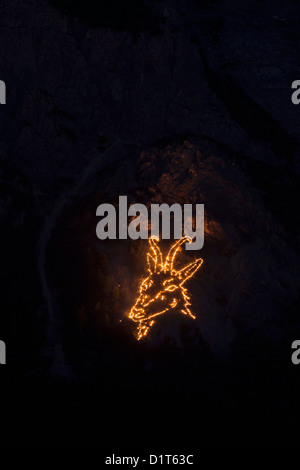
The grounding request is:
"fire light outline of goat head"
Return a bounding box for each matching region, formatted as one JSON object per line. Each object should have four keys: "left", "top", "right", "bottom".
{"left": 128, "top": 236, "right": 203, "bottom": 340}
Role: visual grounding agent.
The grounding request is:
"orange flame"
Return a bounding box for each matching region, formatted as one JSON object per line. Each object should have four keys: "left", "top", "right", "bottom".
{"left": 128, "top": 237, "right": 203, "bottom": 340}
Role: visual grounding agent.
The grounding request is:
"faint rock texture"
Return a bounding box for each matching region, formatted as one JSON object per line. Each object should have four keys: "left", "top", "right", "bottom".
{"left": 0, "top": 0, "right": 299, "bottom": 367}
{"left": 50, "top": 139, "right": 298, "bottom": 366}
{"left": 137, "top": 142, "right": 298, "bottom": 352}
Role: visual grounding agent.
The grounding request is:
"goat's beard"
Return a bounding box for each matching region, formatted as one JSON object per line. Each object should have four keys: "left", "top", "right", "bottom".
{"left": 137, "top": 320, "right": 154, "bottom": 340}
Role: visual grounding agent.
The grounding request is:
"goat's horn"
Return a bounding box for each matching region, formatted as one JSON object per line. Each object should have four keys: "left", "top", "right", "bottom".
{"left": 149, "top": 236, "right": 163, "bottom": 270}
{"left": 164, "top": 236, "right": 192, "bottom": 273}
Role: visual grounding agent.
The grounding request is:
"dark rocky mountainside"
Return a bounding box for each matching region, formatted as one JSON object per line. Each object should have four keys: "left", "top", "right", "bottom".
{"left": 0, "top": 0, "right": 299, "bottom": 450}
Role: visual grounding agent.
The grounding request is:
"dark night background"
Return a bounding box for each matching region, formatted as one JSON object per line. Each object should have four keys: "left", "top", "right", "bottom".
{"left": 0, "top": 0, "right": 300, "bottom": 451}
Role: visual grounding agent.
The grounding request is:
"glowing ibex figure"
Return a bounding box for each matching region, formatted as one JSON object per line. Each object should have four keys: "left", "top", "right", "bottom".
{"left": 129, "top": 236, "right": 203, "bottom": 340}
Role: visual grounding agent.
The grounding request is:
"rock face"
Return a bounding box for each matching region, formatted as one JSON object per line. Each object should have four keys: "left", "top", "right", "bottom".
{"left": 50, "top": 140, "right": 298, "bottom": 358}
{"left": 0, "top": 0, "right": 299, "bottom": 450}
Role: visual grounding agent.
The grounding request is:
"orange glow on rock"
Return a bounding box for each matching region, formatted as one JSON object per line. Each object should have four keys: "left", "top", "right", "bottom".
{"left": 128, "top": 236, "right": 203, "bottom": 340}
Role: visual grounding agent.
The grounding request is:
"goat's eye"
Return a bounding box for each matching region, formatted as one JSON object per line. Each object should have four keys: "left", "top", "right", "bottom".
{"left": 141, "top": 284, "right": 147, "bottom": 292}
{"left": 165, "top": 285, "right": 177, "bottom": 292}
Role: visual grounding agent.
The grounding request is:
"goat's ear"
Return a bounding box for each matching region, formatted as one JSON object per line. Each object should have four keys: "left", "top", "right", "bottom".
{"left": 176, "top": 258, "right": 203, "bottom": 284}
{"left": 147, "top": 253, "right": 156, "bottom": 273}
